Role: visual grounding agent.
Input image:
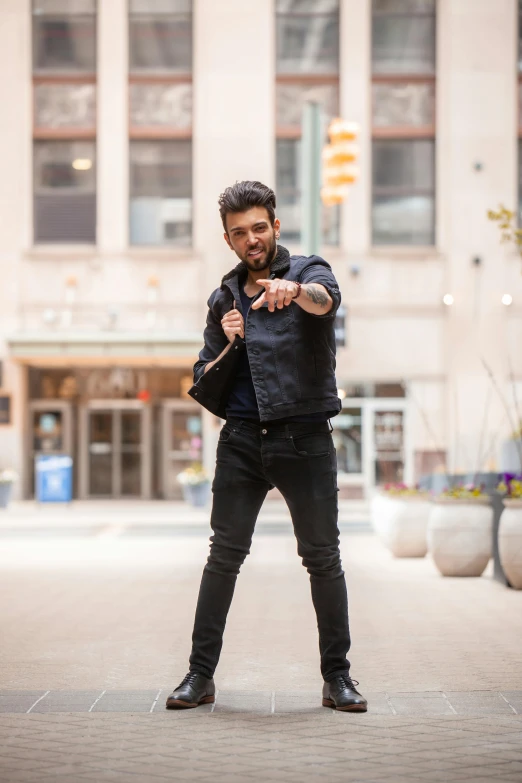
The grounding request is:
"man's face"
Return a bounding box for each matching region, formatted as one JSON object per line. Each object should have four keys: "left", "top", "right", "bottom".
{"left": 224, "top": 207, "right": 280, "bottom": 272}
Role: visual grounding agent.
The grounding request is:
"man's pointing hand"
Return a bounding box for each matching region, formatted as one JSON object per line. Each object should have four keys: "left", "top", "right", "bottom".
{"left": 251, "top": 279, "right": 299, "bottom": 312}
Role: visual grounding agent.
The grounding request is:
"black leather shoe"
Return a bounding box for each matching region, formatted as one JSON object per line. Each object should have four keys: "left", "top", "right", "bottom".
{"left": 165, "top": 672, "right": 215, "bottom": 709}
{"left": 322, "top": 674, "right": 367, "bottom": 712}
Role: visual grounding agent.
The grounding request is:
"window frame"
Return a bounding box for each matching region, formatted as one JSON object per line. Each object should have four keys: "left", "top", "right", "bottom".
{"left": 32, "top": 0, "right": 98, "bottom": 245}
{"left": 128, "top": 2, "right": 194, "bottom": 247}
{"left": 275, "top": 1, "right": 340, "bottom": 247}
{"left": 370, "top": 0, "right": 436, "bottom": 248}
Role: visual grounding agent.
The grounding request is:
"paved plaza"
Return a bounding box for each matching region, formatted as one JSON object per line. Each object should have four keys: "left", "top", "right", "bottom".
{"left": 0, "top": 501, "right": 521, "bottom": 782}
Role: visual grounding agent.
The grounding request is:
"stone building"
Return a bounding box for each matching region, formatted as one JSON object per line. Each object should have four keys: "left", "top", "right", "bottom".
{"left": 0, "top": 0, "right": 521, "bottom": 500}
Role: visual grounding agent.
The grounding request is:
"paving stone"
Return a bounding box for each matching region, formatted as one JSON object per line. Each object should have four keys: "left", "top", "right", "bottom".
{"left": 273, "top": 691, "right": 325, "bottom": 714}
{"left": 445, "top": 691, "right": 516, "bottom": 715}
{"left": 91, "top": 690, "right": 159, "bottom": 713}
{"left": 0, "top": 691, "right": 49, "bottom": 713}
{"left": 389, "top": 694, "right": 455, "bottom": 716}
{"left": 499, "top": 691, "right": 522, "bottom": 714}
{"left": 29, "top": 690, "right": 104, "bottom": 713}
{"left": 212, "top": 690, "right": 272, "bottom": 714}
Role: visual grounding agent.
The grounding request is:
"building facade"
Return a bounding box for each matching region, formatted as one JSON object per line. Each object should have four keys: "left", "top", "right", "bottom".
{"left": 0, "top": 0, "right": 521, "bottom": 501}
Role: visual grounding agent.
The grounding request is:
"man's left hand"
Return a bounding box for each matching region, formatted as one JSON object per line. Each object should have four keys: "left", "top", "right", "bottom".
{"left": 251, "top": 279, "right": 299, "bottom": 312}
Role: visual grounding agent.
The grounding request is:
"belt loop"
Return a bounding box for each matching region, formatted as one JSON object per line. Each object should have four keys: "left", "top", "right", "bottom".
{"left": 328, "top": 419, "right": 333, "bottom": 433}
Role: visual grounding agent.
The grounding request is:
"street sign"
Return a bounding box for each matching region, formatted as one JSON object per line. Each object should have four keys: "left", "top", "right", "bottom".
{"left": 35, "top": 455, "right": 73, "bottom": 503}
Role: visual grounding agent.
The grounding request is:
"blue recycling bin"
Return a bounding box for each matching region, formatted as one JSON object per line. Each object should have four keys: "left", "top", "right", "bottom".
{"left": 35, "top": 455, "right": 73, "bottom": 503}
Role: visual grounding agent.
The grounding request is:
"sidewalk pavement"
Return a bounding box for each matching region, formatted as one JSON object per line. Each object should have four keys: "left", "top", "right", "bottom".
{"left": 0, "top": 498, "right": 371, "bottom": 533}
{"left": 0, "top": 508, "right": 521, "bottom": 783}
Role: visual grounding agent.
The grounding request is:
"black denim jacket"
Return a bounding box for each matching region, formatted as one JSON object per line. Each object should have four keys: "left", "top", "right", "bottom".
{"left": 188, "top": 245, "right": 342, "bottom": 421}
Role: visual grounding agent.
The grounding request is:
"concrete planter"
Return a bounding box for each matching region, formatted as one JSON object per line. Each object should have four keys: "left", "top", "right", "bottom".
{"left": 0, "top": 483, "right": 13, "bottom": 509}
{"left": 428, "top": 498, "right": 493, "bottom": 577}
{"left": 385, "top": 497, "right": 430, "bottom": 558}
{"left": 498, "top": 499, "right": 522, "bottom": 589}
{"left": 370, "top": 492, "right": 394, "bottom": 541}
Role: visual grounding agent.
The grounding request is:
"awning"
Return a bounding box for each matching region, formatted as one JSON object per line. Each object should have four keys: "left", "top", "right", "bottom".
{"left": 7, "top": 331, "right": 203, "bottom": 365}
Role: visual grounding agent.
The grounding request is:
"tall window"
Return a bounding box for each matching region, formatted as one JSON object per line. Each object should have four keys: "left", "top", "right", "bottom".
{"left": 32, "top": 0, "right": 97, "bottom": 243}
{"left": 371, "top": 0, "right": 436, "bottom": 246}
{"left": 129, "top": 0, "right": 192, "bottom": 246}
{"left": 275, "top": 0, "right": 340, "bottom": 246}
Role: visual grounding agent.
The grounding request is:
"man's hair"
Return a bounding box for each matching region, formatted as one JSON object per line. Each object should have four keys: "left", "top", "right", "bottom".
{"left": 218, "top": 181, "right": 276, "bottom": 232}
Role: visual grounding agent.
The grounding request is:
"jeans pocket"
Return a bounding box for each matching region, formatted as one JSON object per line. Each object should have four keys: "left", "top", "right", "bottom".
{"left": 218, "top": 425, "right": 235, "bottom": 443}
{"left": 290, "top": 432, "right": 332, "bottom": 457}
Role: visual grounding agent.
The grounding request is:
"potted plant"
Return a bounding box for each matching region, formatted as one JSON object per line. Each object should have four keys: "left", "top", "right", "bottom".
{"left": 376, "top": 483, "right": 431, "bottom": 558}
{"left": 428, "top": 484, "right": 493, "bottom": 577}
{"left": 0, "top": 469, "right": 18, "bottom": 509}
{"left": 177, "top": 463, "right": 210, "bottom": 507}
{"left": 497, "top": 475, "right": 522, "bottom": 589}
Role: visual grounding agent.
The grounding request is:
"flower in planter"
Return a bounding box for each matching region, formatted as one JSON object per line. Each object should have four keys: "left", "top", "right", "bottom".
{"left": 382, "top": 482, "right": 427, "bottom": 498}
{"left": 0, "top": 469, "right": 18, "bottom": 484}
{"left": 497, "top": 475, "right": 522, "bottom": 499}
{"left": 439, "top": 483, "right": 489, "bottom": 501}
{"left": 176, "top": 462, "right": 209, "bottom": 487}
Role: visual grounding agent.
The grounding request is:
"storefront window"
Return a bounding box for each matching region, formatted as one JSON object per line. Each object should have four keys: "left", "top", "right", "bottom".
{"left": 374, "top": 409, "right": 404, "bottom": 483}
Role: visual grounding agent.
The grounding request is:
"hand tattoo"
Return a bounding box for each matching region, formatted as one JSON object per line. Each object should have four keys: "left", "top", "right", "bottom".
{"left": 305, "top": 284, "right": 329, "bottom": 308}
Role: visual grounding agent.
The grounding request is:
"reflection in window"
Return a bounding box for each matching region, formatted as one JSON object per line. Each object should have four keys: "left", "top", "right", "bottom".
{"left": 130, "top": 140, "right": 192, "bottom": 246}
{"left": 34, "top": 140, "right": 96, "bottom": 242}
{"left": 276, "top": 0, "right": 339, "bottom": 75}
{"left": 372, "top": 139, "right": 435, "bottom": 245}
{"left": 372, "top": 0, "right": 435, "bottom": 75}
{"left": 32, "top": 0, "right": 96, "bottom": 73}
{"left": 276, "top": 139, "right": 339, "bottom": 245}
{"left": 129, "top": 0, "right": 192, "bottom": 74}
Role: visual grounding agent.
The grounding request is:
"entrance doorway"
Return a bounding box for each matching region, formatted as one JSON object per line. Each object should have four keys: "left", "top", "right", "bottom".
{"left": 79, "top": 402, "right": 152, "bottom": 498}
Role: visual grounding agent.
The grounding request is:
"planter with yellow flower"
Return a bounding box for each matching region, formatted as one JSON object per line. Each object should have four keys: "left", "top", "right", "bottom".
{"left": 497, "top": 476, "right": 522, "bottom": 589}
{"left": 376, "top": 484, "right": 430, "bottom": 558}
{"left": 177, "top": 463, "right": 210, "bottom": 507}
{"left": 428, "top": 485, "right": 493, "bottom": 577}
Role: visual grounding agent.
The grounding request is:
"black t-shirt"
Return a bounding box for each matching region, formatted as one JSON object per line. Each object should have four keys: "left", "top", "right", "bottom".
{"left": 225, "top": 285, "right": 337, "bottom": 423}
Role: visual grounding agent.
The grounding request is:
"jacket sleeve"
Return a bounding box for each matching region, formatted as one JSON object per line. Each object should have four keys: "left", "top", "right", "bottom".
{"left": 193, "top": 293, "right": 229, "bottom": 383}
{"left": 297, "top": 256, "right": 342, "bottom": 320}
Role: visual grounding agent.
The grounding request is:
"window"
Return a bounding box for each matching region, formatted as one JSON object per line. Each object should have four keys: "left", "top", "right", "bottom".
{"left": 371, "top": 0, "right": 436, "bottom": 246}
{"left": 129, "top": 0, "right": 193, "bottom": 246}
{"left": 32, "top": 0, "right": 97, "bottom": 243}
{"left": 130, "top": 140, "right": 192, "bottom": 246}
{"left": 275, "top": 0, "right": 340, "bottom": 246}
{"left": 34, "top": 141, "right": 96, "bottom": 242}
{"left": 33, "top": 0, "right": 96, "bottom": 73}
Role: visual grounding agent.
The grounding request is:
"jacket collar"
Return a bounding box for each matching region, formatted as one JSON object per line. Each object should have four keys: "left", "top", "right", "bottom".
{"left": 220, "top": 244, "right": 291, "bottom": 291}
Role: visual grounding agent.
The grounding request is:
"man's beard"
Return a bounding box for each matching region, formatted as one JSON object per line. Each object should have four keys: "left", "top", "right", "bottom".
{"left": 241, "top": 233, "right": 277, "bottom": 272}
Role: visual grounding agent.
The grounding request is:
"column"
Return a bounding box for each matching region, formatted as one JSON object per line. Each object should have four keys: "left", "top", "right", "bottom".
{"left": 97, "top": 0, "right": 129, "bottom": 253}
{"left": 192, "top": 0, "right": 275, "bottom": 269}
{"left": 438, "top": 0, "right": 518, "bottom": 471}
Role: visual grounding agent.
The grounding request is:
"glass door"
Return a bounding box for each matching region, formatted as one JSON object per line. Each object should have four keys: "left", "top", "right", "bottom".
{"left": 81, "top": 403, "right": 151, "bottom": 498}
{"left": 121, "top": 411, "right": 142, "bottom": 496}
{"left": 362, "top": 400, "right": 412, "bottom": 492}
{"left": 88, "top": 411, "right": 113, "bottom": 496}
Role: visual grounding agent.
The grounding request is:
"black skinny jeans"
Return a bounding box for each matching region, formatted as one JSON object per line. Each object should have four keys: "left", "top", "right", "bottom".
{"left": 189, "top": 418, "right": 351, "bottom": 682}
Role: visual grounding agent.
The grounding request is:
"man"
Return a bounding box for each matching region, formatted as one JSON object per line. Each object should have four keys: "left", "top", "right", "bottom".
{"left": 166, "top": 181, "right": 367, "bottom": 713}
